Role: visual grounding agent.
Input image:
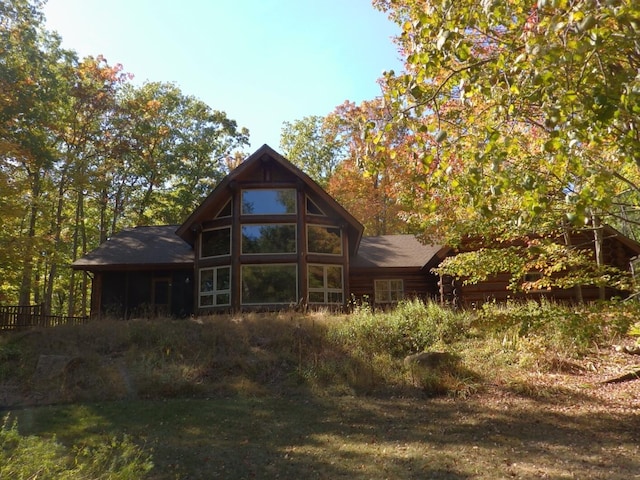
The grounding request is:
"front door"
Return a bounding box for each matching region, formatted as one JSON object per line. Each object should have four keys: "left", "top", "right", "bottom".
{"left": 152, "top": 277, "right": 171, "bottom": 317}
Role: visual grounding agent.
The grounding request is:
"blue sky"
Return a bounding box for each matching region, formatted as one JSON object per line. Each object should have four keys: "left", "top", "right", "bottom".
{"left": 43, "top": 0, "right": 402, "bottom": 150}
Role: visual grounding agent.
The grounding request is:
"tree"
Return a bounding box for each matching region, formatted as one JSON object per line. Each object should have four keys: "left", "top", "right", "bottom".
{"left": 0, "top": 0, "right": 76, "bottom": 306}
{"left": 373, "top": 0, "right": 640, "bottom": 234}
{"left": 0, "top": 0, "right": 250, "bottom": 312}
{"left": 112, "top": 82, "right": 248, "bottom": 226}
{"left": 327, "top": 98, "right": 435, "bottom": 236}
{"left": 279, "top": 115, "right": 346, "bottom": 187}
{"left": 367, "top": 0, "right": 640, "bottom": 292}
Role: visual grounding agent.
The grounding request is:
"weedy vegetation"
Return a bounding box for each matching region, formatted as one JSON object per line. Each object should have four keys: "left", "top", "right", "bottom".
{"left": 1, "top": 299, "right": 639, "bottom": 479}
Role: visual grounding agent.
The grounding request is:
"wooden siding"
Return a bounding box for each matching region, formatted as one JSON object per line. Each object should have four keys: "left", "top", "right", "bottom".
{"left": 96, "top": 270, "right": 192, "bottom": 319}
{"left": 349, "top": 267, "right": 439, "bottom": 304}
{"left": 456, "top": 273, "right": 622, "bottom": 306}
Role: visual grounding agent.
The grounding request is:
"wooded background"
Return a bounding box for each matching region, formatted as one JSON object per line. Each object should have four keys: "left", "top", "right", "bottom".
{"left": 2, "top": 0, "right": 639, "bottom": 314}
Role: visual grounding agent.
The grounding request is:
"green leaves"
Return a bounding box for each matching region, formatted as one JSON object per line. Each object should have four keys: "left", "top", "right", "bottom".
{"left": 371, "top": 0, "right": 640, "bottom": 248}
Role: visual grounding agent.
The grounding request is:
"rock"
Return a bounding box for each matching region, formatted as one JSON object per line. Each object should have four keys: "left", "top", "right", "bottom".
{"left": 404, "top": 351, "right": 458, "bottom": 370}
{"left": 33, "top": 354, "right": 76, "bottom": 381}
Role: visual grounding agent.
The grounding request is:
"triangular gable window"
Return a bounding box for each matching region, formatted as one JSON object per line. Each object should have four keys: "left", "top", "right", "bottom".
{"left": 216, "top": 199, "right": 232, "bottom": 218}
{"left": 306, "top": 197, "right": 325, "bottom": 216}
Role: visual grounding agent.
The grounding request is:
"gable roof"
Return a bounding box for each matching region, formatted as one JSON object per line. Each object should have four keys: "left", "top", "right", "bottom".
{"left": 352, "top": 235, "right": 447, "bottom": 270}
{"left": 71, "top": 226, "right": 193, "bottom": 271}
{"left": 175, "top": 144, "right": 365, "bottom": 255}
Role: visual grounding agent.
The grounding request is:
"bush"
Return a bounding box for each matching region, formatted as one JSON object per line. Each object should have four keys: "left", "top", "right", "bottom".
{"left": 476, "top": 298, "right": 637, "bottom": 353}
{"left": 332, "top": 299, "right": 472, "bottom": 357}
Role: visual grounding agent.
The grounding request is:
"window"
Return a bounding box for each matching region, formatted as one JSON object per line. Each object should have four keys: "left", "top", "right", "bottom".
{"left": 308, "top": 265, "right": 343, "bottom": 304}
{"left": 241, "top": 265, "right": 297, "bottom": 304}
{"left": 307, "top": 225, "right": 342, "bottom": 255}
{"left": 199, "top": 266, "right": 231, "bottom": 307}
{"left": 201, "top": 227, "right": 231, "bottom": 258}
{"left": 375, "top": 279, "right": 403, "bottom": 303}
{"left": 216, "top": 200, "right": 232, "bottom": 218}
{"left": 241, "top": 224, "right": 296, "bottom": 254}
{"left": 306, "top": 197, "right": 325, "bottom": 216}
{"left": 241, "top": 189, "right": 296, "bottom": 215}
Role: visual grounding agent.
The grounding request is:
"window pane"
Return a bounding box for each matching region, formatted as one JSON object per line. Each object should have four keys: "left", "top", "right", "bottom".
{"left": 308, "top": 226, "right": 341, "bottom": 255}
{"left": 328, "top": 292, "right": 343, "bottom": 304}
{"left": 217, "top": 200, "right": 232, "bottom": 218}
{"left": 200, "top": 270, "right": 214, "bottom": 292}
{"left": 375, "top": 280, "right": 390, "bottom": 303}
{"left": 242, "top": 265, "right": 297, "bottom": 304}
{"left": 309, "top": 291, "right": 325, "bottom": 303}
{"left": 242, "top": 225, "right": 296, "bottom": 254}
{"left": 308, "top": 265, "right": 343, "bottom": 305}
{"left": 306, "top": 198, "right": 324, "bottom": 215}
{"left": 201, "top": 228, "right": 230, "bottom": 258}
{"left": 200, "top": 267, "right": 231, "bottom": 307}
{"left": 242, "top": 189, "right": 296, "bottom": 215}
{"left": 375, "top": 279, "right": 403, "bottom": 303}
{"left": 326, "top": 266, "right": 342, "bottom": 289}
{"left": 308, "top": 265, "right": 324, "bottom": 288}
{"left": 217, "top": 267, "right": 230, "bottom": 290}
{"left": 200, "top": 295, "right": 214, "bottom": 306}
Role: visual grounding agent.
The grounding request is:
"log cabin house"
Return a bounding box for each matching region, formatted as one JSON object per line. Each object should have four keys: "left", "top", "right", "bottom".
{"left": 72, "top": 145, "right": 640, "bottom": 318}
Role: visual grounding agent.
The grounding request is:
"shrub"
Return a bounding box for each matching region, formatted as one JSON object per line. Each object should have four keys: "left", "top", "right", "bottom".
{"left": 331, "top": 299, "right": 471, "bottom": 357}
{"left": 477, "top": 298, "right": 637, "bottom": 353}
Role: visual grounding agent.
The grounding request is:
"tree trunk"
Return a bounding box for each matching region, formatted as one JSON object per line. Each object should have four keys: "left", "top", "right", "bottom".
{"left": 562, "top": 223, "right": 583, "bottom": 303}
{"left": 44, "top": 172, "right": 67, "bottom": 315}
{"left": 591, "top": 212, "right": 605, "bottom": 301}
{"left": 18, "top": 171, "right": 41, "bottom": 306}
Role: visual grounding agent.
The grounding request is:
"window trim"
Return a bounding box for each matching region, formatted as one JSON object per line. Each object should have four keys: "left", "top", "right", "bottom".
{"left": 374, "top": 279, "right": 404, "bottom": 304}
{"left": 199, "top": 266, "right": 231, "bottom": 308}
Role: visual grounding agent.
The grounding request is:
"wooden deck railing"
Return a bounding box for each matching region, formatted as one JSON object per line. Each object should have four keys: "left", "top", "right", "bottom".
{"left": 0, "top": 305, "right": 88, "bottom": 331}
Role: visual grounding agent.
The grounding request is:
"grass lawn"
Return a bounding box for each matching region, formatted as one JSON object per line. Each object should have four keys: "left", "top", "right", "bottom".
{"left": 7, "top": 385, "right": 640, "bottom": 480}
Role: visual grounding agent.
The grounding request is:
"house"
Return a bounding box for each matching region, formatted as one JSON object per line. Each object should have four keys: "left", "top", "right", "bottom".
{"left": 72, "top": 145, "right": 446, "bottom": 318}
{"left": 72, "top": 145, "right": 640, "bottom": 319}
{"left": 440, "top": 226, "right": 640, "bottom": 307}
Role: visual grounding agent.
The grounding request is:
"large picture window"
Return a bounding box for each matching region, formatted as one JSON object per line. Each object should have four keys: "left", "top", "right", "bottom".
{"left": 308, "top": 264, "right": 343, "bottom": 304}
{"left": 199, "top": 266, "right": 231, "bottom": 307}
{"left": 242, "top": 224, "right": 296, "bottom": 254}
{"left": 307, "top": 225, "right": 342, "bottom": 255}
{"left": 375, "top": 279, "right": 404, "bottom": 304}
{"left": 241, "top": 265, "right": 297, "bottom": 304}
{"left": 201, "top": 227, "right": 231, "bottom": 258}
{"left": 241, "top": 189, "right": 296, "bottom": 215}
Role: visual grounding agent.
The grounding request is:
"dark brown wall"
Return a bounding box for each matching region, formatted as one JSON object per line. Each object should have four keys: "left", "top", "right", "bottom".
{"left": 349, "top": 267, "right": 440, "bottom": 305}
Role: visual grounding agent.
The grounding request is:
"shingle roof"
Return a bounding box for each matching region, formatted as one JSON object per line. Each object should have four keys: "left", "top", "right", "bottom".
{"left": 71, "top": 226, "right": 193, "bottom": 270}
{"left": 352, "top": 235, "right": 445, "bottom": 269}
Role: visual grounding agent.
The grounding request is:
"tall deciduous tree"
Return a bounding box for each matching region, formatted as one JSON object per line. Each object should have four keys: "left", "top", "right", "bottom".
{"left": 112, "top": 82, "right": 249, "bottom": 226}
{"left": 0, "top": 0, "right": 75, "bottom": 306}
{"left": 280, "top": 115, "right": 346, "bottom": 187}
{"left": 373, "top": 0, "right": 640, "bottom": 237}
{"left": 368, "top": 0, "right": 640, "bottom": 292}
{"left": 0, "top": 0, "right": 250, "bottom": 312}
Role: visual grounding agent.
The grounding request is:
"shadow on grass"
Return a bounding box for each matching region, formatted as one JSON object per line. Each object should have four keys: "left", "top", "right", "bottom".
{"left": 8, "top": 391, "right": 640, "bottom": 480}
{"left": 3, "top": 315, "right": 640, "bottom": 478}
